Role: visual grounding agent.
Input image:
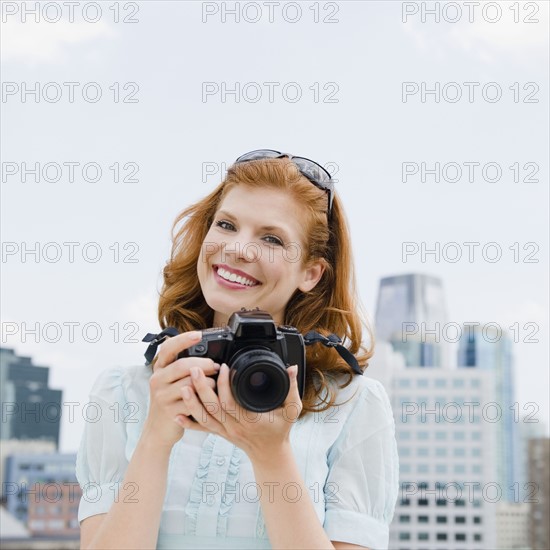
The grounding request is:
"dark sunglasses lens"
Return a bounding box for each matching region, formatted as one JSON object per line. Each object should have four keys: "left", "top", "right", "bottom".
{"left": 292, "top": 158, "right": 331, "bottom": 185}
{"left": 236, "top": 150, "right": 281, "bottom": 163}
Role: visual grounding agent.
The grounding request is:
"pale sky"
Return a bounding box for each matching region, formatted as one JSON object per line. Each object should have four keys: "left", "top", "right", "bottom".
{"left": 1, "top": 1, "right": 548, "bottom": 452}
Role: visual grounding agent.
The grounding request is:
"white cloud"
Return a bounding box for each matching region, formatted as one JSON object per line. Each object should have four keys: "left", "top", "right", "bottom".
{"left": 1, "top": 20, "right": 115, "bottom": 65}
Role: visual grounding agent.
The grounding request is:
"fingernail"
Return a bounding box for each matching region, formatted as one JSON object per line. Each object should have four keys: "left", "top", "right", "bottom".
{"left": 213, "top": 363, "right": 221, "bottom": 370}
{"left": 174, "top": 415, "right": 184, "bottom": 426}
{"left": 222, "top": 363, "right": 229, "bottom": 372}
{"left": 190, "top": 331, "right": 202, "bottom": 340}
{"left": 190, "top": 367, "right": 199, "bottom": 380}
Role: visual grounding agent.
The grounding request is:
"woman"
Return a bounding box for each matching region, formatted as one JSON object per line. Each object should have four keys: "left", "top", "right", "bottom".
{"left": 76, "top": 150, "right": 399, "bottom": 550}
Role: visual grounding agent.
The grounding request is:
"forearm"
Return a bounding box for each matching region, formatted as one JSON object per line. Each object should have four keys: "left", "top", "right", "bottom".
{"left": 85, "top": 429, "right": 172, "bottom": 550}
{"left": 251, "top": 443, "right": 334, "bottom": 550}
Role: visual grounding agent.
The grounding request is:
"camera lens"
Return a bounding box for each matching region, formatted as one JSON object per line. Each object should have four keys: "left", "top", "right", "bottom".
{"left": 248, "top": 371, "right": 269, "bottom": 390}
{"left": 229, "top": 349, "right": 290, "bottom": 413}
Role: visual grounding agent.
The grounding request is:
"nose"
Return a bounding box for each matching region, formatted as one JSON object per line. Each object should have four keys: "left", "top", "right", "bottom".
{"left": 221, "top": 233, "right": 261, "bottom": 263}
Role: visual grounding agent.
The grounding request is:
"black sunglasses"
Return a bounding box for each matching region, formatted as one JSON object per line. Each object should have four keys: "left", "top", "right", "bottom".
{"left": 234, "top": 149, "right": 334, "bottom": 219}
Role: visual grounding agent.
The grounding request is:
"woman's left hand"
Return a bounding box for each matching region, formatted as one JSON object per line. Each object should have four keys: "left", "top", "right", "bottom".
{"left": 174, "top": 363, "right": 302, "bottom": 462}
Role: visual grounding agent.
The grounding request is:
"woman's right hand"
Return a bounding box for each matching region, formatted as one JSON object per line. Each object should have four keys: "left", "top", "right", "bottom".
{"left": 141, "top": 330, "right": 221, "bottom": 449}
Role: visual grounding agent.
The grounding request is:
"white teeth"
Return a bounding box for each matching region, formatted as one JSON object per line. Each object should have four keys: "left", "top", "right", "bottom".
{"left": 217, "top": 267, "right": 256, "bottom": 287}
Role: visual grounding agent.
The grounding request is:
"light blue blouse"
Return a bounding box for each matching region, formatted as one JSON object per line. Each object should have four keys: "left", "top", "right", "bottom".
{"left": 75, "top": 364, "right": 399, "bottom": 549}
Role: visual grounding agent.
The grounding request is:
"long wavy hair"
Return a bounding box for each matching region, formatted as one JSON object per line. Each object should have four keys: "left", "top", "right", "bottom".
{"left": 158, "top": 157, "right": 374, "bottom": 415}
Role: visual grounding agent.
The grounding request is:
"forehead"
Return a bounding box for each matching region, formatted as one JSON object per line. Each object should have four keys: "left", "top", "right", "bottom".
{"left": 216, "top": 186, "right": 305, "bottom": 242}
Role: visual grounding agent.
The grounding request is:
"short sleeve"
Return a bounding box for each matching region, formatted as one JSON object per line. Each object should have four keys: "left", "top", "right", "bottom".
{"left": 323, "top": 378, "right": 399, "bottom": 550}
{"left": 75, "top": 367, "right": 130, "bottom": 524}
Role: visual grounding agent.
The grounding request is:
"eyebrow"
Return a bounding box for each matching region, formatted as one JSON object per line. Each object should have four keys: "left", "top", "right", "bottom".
{"left": 217, "top": 210, "right": 293, "bottom": 240}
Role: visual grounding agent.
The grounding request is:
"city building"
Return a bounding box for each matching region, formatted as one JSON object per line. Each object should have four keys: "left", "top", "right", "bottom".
{"left": 4, "top": 452, "right": 79, "bottom": 536}
{"left": 375, "top": 274, "right": 449, "bottom": 367}
{"left": 528, "top": 438, "right": 550, "bottom": 550}
{"left": 0, "top": 348, "right": 62, "bottom": 447}
{"left": 0, "top": 440, "right": 56, "bottom": 499}
{"left": 457, "top": 325, "right": 517, "bottom": 502}
{"left": 367, "top": 365, "right": 499, "bottom": 549}
{"left": 495, "top": 502, "right": 530, "bottom": 549}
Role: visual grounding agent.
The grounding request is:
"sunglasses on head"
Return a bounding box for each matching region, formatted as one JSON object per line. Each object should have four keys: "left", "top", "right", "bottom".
{"left": 234, "top": 149, "right": 334, "bottom": 220}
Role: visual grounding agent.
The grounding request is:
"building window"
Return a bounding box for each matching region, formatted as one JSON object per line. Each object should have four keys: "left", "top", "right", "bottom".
{"left": 471, "top": 379, "right": 480, "bottom": 388}
{"left": 455, "top": 516, "right": 466, "bottom": 523}
{"left": 417, "top": 464, "right": 429, "bottom": 474}
{"left": 418, "top": 499, "right": 428, "bottom": 506}
{"left": 455, "top": 499, "right": 466, "bottom": 507}
{"left": 399, "top": 448, "right": 411, "bottom": 457}
{"left": 473, "top": 516, "right": 482, "bottom": 524}
{"left": 418, "top": 431, "right": 429, "bottom": 440}
{"left": 435, "top": 447, "right": 447, "bottom": 457}
{"left": 435, "top": 464, "right": 447, "bottom": 474}
{"left": 418, "top": 482, "right": 428, "bottom": 489}
{"left": 455, "top": 533, "right": 466, "bottom": 541}
{"left": 436, "top": 516, "right": 447, "bottom": 523}
{"left": 472, "top": 431, "right": 482, "bottom": 440}
{"left": 399, "top": 431, "right": 411, "bottom": 440}
{"left": 474, "top": 534, "right": 482, "bottom": 541}
{"left": 399, "top": 533, "right": 410, "bottom": 540}
{"left": 417, "top": 379, "right": 429, "bottom": 388}
{"left": 400, "top": 464, "right": 411, "bottom": 474}
{"left": 473, "top": 499, "right": 482, "bottom": 508}
{"left": 436, "top": 499, "right": 447, "bottom": 507}
{"left": 472, "top": 465, "right": 482, "bottom": 474}
{"left": 453, "top": 431, "right": 465, "bottom": 441}
{"left": 454, "top": 464, "right": 466, "bottom": 474}
{"left": 399, "top": 379, "right": 411, "bottom": 388}
{"left": 453, "top": 448, "right": 465, "bottom": 457}
{"left": 436, "top": 533, "right": 447, "bottom": 541}
{"left": 418, "top": 533, "right": 429, "bottom": 540}
{"left": 399, "top": 515, "right": 410, "bottom": 523}
{"left": 418, "top": 515, "right": 429, "bottom": 523}
{"left": 472, "top": 448, "right": 482, "bottom": 457}
{"left": 435, "top": 379, "right": 446, "bottom": 388}
{"left": 435, "top": 431, "right": 447, "bottom": 440}
{"left": 417, "top": 448, "right": 429, "bottom": 457}
{"left": 400, "top": 499, "right": 410, "bottom": 506}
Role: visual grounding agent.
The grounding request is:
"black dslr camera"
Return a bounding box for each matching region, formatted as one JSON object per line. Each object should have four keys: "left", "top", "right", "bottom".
{"left": 177, "top": 308, "right": 306, "bottom": 413}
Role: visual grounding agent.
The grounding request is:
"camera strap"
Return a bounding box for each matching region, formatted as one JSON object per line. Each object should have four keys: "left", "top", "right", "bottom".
{"left": 142, "top": 327, "right": 180, "bottom": 365}
{"left": 303, "top": 331, "right": 363, "bottom": 375}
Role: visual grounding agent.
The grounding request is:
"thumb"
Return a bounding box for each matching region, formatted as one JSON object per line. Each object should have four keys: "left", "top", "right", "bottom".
{"left": 283, "top": 365, "right": 302, "bottom": 416}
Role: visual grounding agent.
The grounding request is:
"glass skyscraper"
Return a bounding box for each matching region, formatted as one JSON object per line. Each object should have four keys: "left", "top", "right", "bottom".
{"left": 457, "top": 325, "right": 517, "bottom": 502}
{"left": 0, "top": 347, "right": 62, "bottom": 447}
{"left": 375, "top": 274, "right": 449, "bottom": 367}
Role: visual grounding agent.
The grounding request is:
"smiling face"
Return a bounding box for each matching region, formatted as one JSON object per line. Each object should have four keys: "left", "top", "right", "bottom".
{"left": 197, "top": 185, "right": 325, "bottom": 327}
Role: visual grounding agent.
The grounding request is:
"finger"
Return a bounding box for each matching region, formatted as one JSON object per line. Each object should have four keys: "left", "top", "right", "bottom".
{"left": 181, "top": 383, "right": 226, "bottom": 433}
{"left": 154, "top": 330, "right": 202, "bottom": 371}
{"left": 189, "top": 367, "right": 235, "bottom": 427}
{"left": 160, "top": 357, "right": 220, "bottom": 384}
{"left": 174, "top": 414, "right": 210, "bottom": 433}
{"left": 216, "top": 363, "right": 239, "bottom": 420}
{"left": 282, "top": 365, "right": 302, "bottom": 421}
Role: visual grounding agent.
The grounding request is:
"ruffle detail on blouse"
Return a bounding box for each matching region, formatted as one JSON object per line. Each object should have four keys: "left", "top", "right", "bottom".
{"left": 217, "top": 445, "right": 243, "bottom": 534}
{"left": 184, "top": 434, "right": 243, "bottom": 537}
{"left": 184, "top": 435, "right": 214, "bottom": 535}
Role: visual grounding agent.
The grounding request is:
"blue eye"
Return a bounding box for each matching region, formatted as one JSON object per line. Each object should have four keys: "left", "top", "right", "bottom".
{"left": 263, "top": 235, "right": 284, "bottom": 246}
{"left": 215, "top": 220, "right": 235, "bottom": 231}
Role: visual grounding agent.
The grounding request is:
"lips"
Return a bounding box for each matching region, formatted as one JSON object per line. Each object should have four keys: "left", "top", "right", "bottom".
{"left": 213, "top": 264, "right": 261, "bottom": 287}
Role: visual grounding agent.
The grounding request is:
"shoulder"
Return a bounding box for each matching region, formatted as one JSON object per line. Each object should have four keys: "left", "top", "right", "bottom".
{"left": 88, "top": 364, "right": 152, "bottom": 406}
{"left": 319, "top": 375, "right": 395, "bottom": 455}
{"left": 327, "top": 374, "right": 393, "bottom": 424}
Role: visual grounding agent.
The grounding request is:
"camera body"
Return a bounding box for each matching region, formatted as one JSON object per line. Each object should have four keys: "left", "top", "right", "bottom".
{"left": 177, "top": 308, "right": 306, "bottom": 412}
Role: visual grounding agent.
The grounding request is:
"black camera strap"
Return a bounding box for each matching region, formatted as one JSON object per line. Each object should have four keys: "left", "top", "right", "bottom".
{"left": 142, "top": 327, "right": 180, "bottom": 365}
{"left": 142, "top": 327, "right": 363, "bottom": 375}
{"left": 303, "top": 331, "right": 363, "bottom": 375}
